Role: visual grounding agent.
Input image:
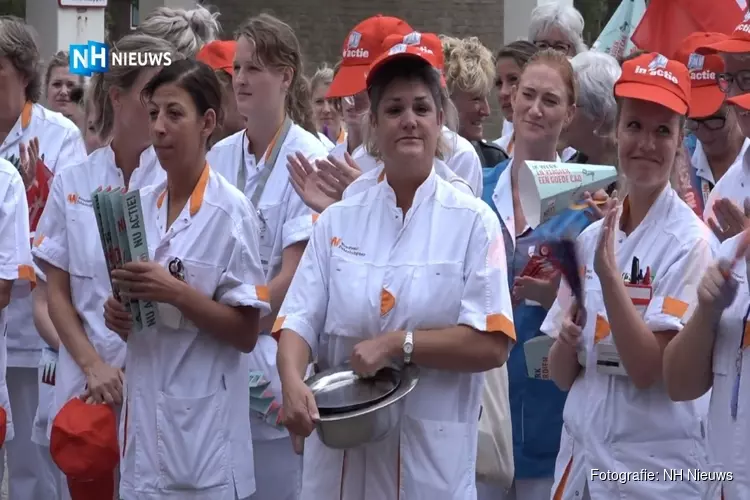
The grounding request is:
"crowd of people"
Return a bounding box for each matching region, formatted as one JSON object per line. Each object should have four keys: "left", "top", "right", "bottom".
{"left": 0, "top": 1, "right": 750, "bottom": 499}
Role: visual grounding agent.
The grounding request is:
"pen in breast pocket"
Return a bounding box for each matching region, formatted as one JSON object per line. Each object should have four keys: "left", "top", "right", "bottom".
{"left": 630, "top": 257, "right": 639, "bottom": 284}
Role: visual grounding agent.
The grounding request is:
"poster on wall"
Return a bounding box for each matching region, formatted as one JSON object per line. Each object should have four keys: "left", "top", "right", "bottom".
{"left": 59, "top": 0, "right": 107, "bottom": 7}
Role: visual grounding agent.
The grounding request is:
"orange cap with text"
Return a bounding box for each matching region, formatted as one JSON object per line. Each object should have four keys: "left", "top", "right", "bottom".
{"left": 674, "top": 33, "right": 727, "bottom": 118}
{"left": 197, "top": 40, "right": 236, "bottom": 75}
{"left": 727, "top": 92, "right": 750, "bottom": 110}
{"left": 50, "top": 399, "right": 119, "bottom": 500}
{"left": 326, "top": 15, "right": 413, "bottom": 98}
{"left": 697, "top": 11, "right": 750, "bottom": 54}
{"left": 614, "top": 52, "right": 691, "bottom": 115}
{"left": 366, "top": 32, "right": 446, "bottom": 87}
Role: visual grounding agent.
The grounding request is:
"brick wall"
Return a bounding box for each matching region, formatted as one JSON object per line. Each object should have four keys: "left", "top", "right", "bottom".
{"left": 110, "top": 0, "right": 507, "bottom": 138}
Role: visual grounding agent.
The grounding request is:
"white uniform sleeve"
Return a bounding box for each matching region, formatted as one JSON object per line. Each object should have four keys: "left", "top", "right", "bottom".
{"left": 51, "top": 128, "right": 87, "bottom": 173}
{"left": 215, "top": 210, "right": 272, "bottom": 316}
{"left": 446, "top": 143, "right": 483, "bottom": 198}
{"left": 457, "top": 208, "right": 516, "bottom": 342}
{"left": 273, "top": 212, "right": 331, "bottom": 358}
{"left": 0, "top": 167, "right": 32, "bottom": 283}
{"left": 31, "top": 174, "right": 69, "bottom": 272}
{"left": 644, "top": 238, "right": 713, "bottom": 332}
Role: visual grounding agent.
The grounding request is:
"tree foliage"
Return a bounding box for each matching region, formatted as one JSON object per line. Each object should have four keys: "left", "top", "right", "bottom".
{"left": 0, "top": 0, "right": 25, "bottom": 17}
{"left": 575, "top": 0, "right": 625, "bottom": 46}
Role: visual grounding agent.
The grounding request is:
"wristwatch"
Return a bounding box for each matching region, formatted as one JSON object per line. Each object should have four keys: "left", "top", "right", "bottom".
{"left": 403, "top": 330, "right": 414, "bottom": 364}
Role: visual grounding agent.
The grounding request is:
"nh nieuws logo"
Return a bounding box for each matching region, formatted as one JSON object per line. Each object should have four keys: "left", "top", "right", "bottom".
{"left": 69, "top": 41, "right": 173, "bottom": 77}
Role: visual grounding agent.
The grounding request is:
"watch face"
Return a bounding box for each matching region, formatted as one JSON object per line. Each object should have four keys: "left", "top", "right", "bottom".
{"left": 404, "top": 343, "right": 414, "bottom": 354}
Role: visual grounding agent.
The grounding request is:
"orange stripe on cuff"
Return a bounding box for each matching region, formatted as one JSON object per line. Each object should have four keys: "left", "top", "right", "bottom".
{"left": 255, "top": 285, "right": 270, "bottom": 303}
{"left": 486, "top": 313, "right": 516, "bottom": 341}
{"left": 271, "top": 316, "right": 285, "bottom": 342}
{"left": 594, "top": 314, "right": 610, "bottom": 344}
{"left": 662, "top": 297, "right": 688, "bottom": 318}
{"left": 17, "top": 264, "right": 35, "bottom": 283}
{"left": 552, "top": 456, "right": 573, "bottom": 500}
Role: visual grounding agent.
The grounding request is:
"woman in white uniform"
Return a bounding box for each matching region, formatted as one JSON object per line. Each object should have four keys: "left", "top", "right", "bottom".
{"left": 0, "top": 16, "right": 87, "bottom": 500}
{"left": 101, "top": 57, "right": 269, "bottom": 500}
{"left": 310, "top": 64, "right": 345, "bottom": 149}
{"left": 205, "top": 13, "right": 327, "bottom": 500}
{"left": 663, "top": 91, "right": 750, "bottom": 500}
{"left": 31, "top": 34, "right": 177, "bottom": 498}
{"left": 277, "top": 40, "right": 515, "bottom": 500}
{"left": 544, "top": 52, "right": 717, "bottom": 500}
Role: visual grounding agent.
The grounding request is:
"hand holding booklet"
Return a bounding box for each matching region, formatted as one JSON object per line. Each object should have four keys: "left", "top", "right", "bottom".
{"left": 92, "top": 186, "right": 159, "bottom": 333}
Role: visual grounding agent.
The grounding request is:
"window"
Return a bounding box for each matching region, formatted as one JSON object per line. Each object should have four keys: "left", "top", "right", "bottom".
{"left": 130, "top": 0, "right": 139, "bottom": 29}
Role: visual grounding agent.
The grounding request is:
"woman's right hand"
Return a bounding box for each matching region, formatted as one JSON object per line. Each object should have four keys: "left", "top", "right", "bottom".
{"left": 697, "top": 260, "right": 738, "bottom": 313}
{"left": 103, "top": 295, "right": 132, "bottom": 342}
{"left": 287, "top": 152, "right": 339, "bottom": 213}
{"left": 281, "top": 377, "right": 319, "bottom": 453}
{"left": 558, "top": 303, "right": 585, "bottom": 352}
{"left": 83, "top": 360, "right": 124, "bottom": 405}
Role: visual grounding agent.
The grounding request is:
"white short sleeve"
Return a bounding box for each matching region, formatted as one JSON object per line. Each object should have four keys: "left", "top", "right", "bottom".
{"left": 215, "top": 210, "right": 272, "bottom": 316}
{"left": 273, "top": 211, "right": 331, "bottom": 358}
{"left": 0, "top": 164, "right": 32, "bottom": 282}
{"left": 444, "top": 132, "right": 483, "bottom": 197}
{"left": 644, "top": 239, "right": 713, "bottom": 331}
{"left": 52, "top": 128, "right": 87, "bottom": 173}
{"left": 31, "top": 174, "right": 69, "bottom": 272}
{"left": 457, "top": 208, "right": 516, "bottom": 342}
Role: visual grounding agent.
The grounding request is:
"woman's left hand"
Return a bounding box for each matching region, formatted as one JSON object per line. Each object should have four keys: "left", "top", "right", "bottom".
{"left": 351, "top": 335, "right": 393, "bottom": 377}
{"left": 111, "top": 261, "right": 184, "bottom": 304}
{"left": 513, "top": 274, "right": 560, "bottom": 309}
{"left": 583, "top": 189, "right": 617, "bottom": 222}
{"left": 593, "top": 199, "right": 619, "bottom": 280}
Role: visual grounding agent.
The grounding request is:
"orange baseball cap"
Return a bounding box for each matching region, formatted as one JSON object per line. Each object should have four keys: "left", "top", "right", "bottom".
{"left": 366, "top": 32, "right": 446, "bottom": 88}
{"left": 674, "top": 33, "right": 727, "bottom": 118}
{"left": 728, "top": 92, "right": 750, "bottom": 110}
{"left": 326, "top": 15, "right": 413, "bottom": 98}
{"left": 381, "top": 31, "right": 445, "bottom": 70}
{"left": 614, "top": 52, "right": 691, "bottom": 116}
{"left": 50, "top": 399, "right": 119, "bottom": 500}
{"left": 197, "top": 40, "right": 236, "bottom": 75}
{"left": 697, "top": 11, "right": 750, "bottom": 54}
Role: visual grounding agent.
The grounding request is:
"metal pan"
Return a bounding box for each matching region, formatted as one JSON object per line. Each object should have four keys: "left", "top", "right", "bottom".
{"left": 307, "top": 364, "right": 401, "bottom": 414}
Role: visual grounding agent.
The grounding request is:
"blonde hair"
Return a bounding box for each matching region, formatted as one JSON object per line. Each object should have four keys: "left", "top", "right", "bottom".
{"left": 440, "top": 35, "right": 496, "bottom": 97}
{"left": 310, "top": 63, "right": 334, "bottom": 93}
{"left": 0, "top": 16, "right": 41, "bottom": 102}
{"left": 236, "top": 13, "right": 317, "bottom": 136}
{"left": 45, "top": 51, "right": 84, "bottom": 93}
{"left": 138, "top": 4, "right": 220, "bottom": 57}
{"left": 89, "top": 33, "right": 181, "bottom": 139}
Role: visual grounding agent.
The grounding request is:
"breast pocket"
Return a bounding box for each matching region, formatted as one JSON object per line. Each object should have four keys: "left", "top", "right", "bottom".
{"left": 156, "top": 384, "right": 231, "bottom": 490}
{"left": 409, "top": 263, "right": 463, "bottom": 329}
{"left": 325, "top": 256, "right": 373, "bottom": 335}
{"left": 182, "top": 259, "right": 222, "bottom": 299}
{"left": 67, "top": 207, "right": 99, "bottom": 278}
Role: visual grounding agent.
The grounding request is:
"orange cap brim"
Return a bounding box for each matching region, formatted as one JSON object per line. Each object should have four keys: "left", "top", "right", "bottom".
{"left": 697, "top": 39, "right": 750, "bottom": 55}
{"left": 689, "top": 85, "right": 725, "bottom": 118}
{"left": 326, "top": 65, "right": 369, "bottom": 98}
{"left": 728, "top": 92, "right": 750, "bottom": 110}
{"left": 615, "top": 81, "right": 688, "bottom": 115}
{"left": 67, "top": 474, "right": 115, "bottom": 500}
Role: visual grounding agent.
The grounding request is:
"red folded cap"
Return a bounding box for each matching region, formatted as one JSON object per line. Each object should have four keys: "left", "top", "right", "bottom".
{"left": 326, "top": 15, "right": 413, "bottom": 98}
{"left": 50, "top": 399, "right": 119, "bottom": 500}
{"left": 197, "top": 40, "right": 236, "bottom": 75}
{"left": 366, "top": 32, "right": 447, "bottom": 88}
{"left": 614, "top": 52, "right": 691, "bottom": 116}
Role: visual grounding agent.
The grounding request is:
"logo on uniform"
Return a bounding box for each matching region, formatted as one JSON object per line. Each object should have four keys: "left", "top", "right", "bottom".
{"left": 403, "top": 32, "right": 422, "bottom": 45}
{"left": 347, "top": 31, "right": 362, "bottom": 49}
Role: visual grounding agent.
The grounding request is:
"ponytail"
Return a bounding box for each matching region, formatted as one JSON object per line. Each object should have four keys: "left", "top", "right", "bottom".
{"left": 287, "top": 72, "right": 316, "bottom": 136}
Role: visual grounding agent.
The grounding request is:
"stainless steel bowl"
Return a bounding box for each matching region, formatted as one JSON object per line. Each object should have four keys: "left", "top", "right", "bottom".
{"left": 306, "top": 364, "right": 420, "bottom": 449}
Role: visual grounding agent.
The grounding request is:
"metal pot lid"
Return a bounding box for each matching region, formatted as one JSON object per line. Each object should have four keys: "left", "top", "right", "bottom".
{"left": 307, "top": 365, "right": 401, "bottom": 414}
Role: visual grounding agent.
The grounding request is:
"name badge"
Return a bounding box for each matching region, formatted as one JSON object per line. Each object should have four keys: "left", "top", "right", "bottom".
{"left": 625, "top": 283, "right": 652, "bottom": 306}
{"left": 595, "top": 342, "right": 628, "bottom": 376}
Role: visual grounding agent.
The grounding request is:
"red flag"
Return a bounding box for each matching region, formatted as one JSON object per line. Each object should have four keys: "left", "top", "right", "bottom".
{"left": 26, "top": 159, "right": 53, "bottom": 234}
{"left": 632, "top": 0, "right": 744, "bottom": 58}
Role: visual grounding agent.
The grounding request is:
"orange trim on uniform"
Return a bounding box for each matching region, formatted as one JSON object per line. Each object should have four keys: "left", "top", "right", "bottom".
{"left": 506, "top": 135, "right": 514, "bottom": 155}
{"left": 255, "top": 285, "right": 270, "bottom": 303}
{"left": 20, "top": 101, "right": 32, "bottom": 129}
{"left": 189, "top": 164, "right": 210, "bottom": 216}
{"left": 271, "top": 316, "right": 285, "bottom": 342}
{"left": 312, "top": 213, "right": 319, "bottom": 224}
{"left": 743, "top": 321, "right": 750, "bottom": 349}
{"left": 33, "top": 234, "right": 45, "bottom": 247}
{"left": 156, "top": 190, "right": 167, "bottom": 209}
{"left": 594, "top": 314, "right": 610, "bottom": 344}
{"left": 380, "top": 288, "right": 395, "bottom": 316}
{"left": 263, "top": 120, "right": 286, "bottom": 163}
{"left": 486, "top": 313, "right": 516, "bottom": 341}
{"left": 336, "top": 128, "right": 346, "bottom": 145}
{"left": 662, "top": 297, "right": 689, "bottom": 319}
{"left": 377, "top": 170, "right": 386, "bottom": 183}
{"left": 339, "top": 450, "right": 348, "bottom": 500}
{"left": 552, "top": 456, "right": 573, "bottom": 500}
{"left": 17, "top": 264, "right": 35, "bottom": 283}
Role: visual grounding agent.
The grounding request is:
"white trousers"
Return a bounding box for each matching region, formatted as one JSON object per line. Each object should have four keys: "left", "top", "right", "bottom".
{"left": 477, "top": 477, "right": 555, "bottom": 500}
{"left": 4, "top": 367, "right": 60, "bottom": 500}
{"left": 249, "top": 438, "right": 301, "bottom": 500}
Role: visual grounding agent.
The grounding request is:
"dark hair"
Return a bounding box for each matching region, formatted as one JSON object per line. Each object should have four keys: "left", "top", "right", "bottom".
{"left": 69, "top": 86, "right": 84, "bottom": 106}
{"left": 496, "top": 40, "right": 541, "bottom": 69}
{"left": 141, "top": 59, "right": 223, "bottom": 146}
{"left": 365, "top": 57, "right": 446, "bottom": 159}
